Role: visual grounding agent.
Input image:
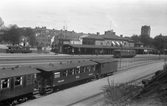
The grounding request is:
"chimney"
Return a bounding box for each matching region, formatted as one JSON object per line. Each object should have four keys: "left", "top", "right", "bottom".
{"left": 97, "top": 32, "right": 100, "bottom": 35}
{"left": 120, "top": 35, "right": 123, "bottom": 37}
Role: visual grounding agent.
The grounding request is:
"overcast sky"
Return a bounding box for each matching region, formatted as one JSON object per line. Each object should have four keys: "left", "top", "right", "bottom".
{"left": 0, "top": 0, "right": 167, "bottom": 37}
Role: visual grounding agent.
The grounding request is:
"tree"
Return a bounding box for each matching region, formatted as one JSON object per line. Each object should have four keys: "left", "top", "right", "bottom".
{"left": 140, "top": 34, "right": 151, "bottom": 46}
{"left": 3, "top": 25, "right": 21, "bottom": 45}
{"left": 25, "top": 28, "right": 36, "bottom": 47}
{"left": 153, "top": 34, "right": 167, "bottom": 52}
{"left": 131, "top": 34, "right": 140, "bottom": 42}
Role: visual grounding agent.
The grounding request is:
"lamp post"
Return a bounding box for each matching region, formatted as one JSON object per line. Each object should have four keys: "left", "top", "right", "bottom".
{"left": 120, "top": 44, "right": 123, "bottom": 68}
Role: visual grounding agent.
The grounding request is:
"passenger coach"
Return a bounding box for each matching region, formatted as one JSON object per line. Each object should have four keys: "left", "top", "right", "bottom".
{"left": 113, "top": 49, "right": 136, "bottom": 58}
{"left": 0, "top": 67, "right": 39, "bottom": 105}
{"left": 35, "top": 60, "right": 97, "bottom": 94}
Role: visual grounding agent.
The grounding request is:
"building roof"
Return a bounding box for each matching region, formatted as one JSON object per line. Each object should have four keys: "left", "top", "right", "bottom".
{"left": 84, "top": 32, "right": 127, "bottom": 41}
{"left": 66, "top": 44, "right": 118, "bottom": 49}
{"left": 65, "top": 44, "right": 135, "bottom": 50}
{"left": 35, "top": 61, "right": 97, "bottom": 72}
{"left": 0, "top": 67, "right": 39, "bottom": 79}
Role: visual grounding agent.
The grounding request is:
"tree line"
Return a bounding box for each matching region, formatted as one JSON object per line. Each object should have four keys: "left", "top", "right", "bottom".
{"left": 0, "top": 17, "right": 167, "bottom": 52}
{"left": 131, "top": 33, "right": 167, "bottom": 52}
{"left": 0, "top": 18, "right": 36, "bottom": 47}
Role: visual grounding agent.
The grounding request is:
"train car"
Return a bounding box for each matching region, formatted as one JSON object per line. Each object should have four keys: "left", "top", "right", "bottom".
{"left": 6, "top": 46, "right": 32, "bottom": 53}
{"left": 91, "top": 59, "right": 118, "bottom": 78}
{"left": 35, "top": 60, "right": 98, "bottom": 94}
{"left": 0, "top": 67, "right": 39, "bottom": 105}
{"left": 113, "top": 49, "right": 136, "bottom": 58}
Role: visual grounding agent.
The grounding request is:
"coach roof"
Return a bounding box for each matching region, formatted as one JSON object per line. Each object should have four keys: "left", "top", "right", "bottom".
{"left": 35, "top": 61, "right": 97, "bottom": 72}
{"left": 91, "top": 59, "right": 117, "bottom": 63}
{"left": 0, "top": 67, "right": 39, "bottom": 79}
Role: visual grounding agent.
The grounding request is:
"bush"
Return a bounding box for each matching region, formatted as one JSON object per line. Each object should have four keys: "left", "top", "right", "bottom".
{"left": 103, "top": 80, "right": 142, "bottom": 106}
{"left": 163, "top": 63, "right": 167, "bottom": 70}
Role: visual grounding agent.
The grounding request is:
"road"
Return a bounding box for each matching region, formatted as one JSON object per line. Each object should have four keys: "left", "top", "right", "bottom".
{"left": 18, "top": 61, "right": 164, "bottom": 106}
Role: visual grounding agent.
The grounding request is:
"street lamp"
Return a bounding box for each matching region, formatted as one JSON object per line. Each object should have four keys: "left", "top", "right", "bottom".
{"left": 120, "top": 44, "right": 123, "bottom": 68}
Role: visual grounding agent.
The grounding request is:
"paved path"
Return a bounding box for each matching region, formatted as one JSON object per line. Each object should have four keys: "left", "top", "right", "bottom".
{"left": 19, "top": 61, "right": 164, "bottom": 106}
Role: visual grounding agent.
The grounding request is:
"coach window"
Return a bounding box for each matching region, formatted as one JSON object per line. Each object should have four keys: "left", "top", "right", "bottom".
{"left": 27, "top": 75, "right": 32, "bottom": 84}
{"left": 81, "top": 67, "right": 85, "bottom": 73}
{"left": 1, "top": 79, "right": 10, "bottom": 89}
{"left": 54, "top": 72, "right": 60, "bottom": 78}
{"left": 15, "top": 76, "right": 22, "bottom": 86}
{"left": 68, "top": 69, "right": 73, "bottom": 75}
{"left": 92, "top": 66, "right": 96, "bottom": 71}
{"left": 72, "top": 69, "right": 75, "bottom": 75}
{"left": 76, "top": 67, "right": 80, "bottom": 74}
{"left": 87, "top": 66, "right": 91, "bottom": 72}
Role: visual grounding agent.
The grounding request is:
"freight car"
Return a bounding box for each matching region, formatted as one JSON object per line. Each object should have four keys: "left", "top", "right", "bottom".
{"left": 0, "top": 67, "right": 39, "bottom": 105}
{"left": 6, "top": 46, "right": 32, "bottom": 53}
{"left": 0, "top": 59, "right": 118, "bottom": 105}
{"left": 113, "top": 49, "right": 136, "bottom": 58}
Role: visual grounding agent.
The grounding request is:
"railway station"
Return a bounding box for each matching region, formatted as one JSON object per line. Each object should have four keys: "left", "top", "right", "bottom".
{"left": 1, "top": 0, "right": 167, "bottom": 105}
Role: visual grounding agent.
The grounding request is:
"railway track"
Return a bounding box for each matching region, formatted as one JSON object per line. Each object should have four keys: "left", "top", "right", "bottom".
{"left": 15, "top": 61, "right": 161, "bottom": 106}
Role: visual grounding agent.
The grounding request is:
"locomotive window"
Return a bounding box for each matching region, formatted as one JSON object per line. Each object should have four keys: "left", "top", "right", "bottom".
{"left": 15, "top": 76, "right": 22, "bottom": 86}
{"left": 27, "top": 74, "right": 32, "bottom": 84}
{"left": 1, "top": 79, "right": 10, "bottom": 89}
{"left": 54, "top": 72, "right": 60, "bottom": 78}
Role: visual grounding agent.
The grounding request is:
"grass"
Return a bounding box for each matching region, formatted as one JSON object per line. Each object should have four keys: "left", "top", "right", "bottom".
{"left": 102, "top": 80, "right": 143, "bottom": 106}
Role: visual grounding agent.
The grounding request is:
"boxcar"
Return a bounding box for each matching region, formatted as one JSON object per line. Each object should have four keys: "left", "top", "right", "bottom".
{"left": 6, "top": 46, "right": 32, "bottom": 53}
{"left": 91, "top": 59, "right": 118, "bottom": 78}
{"left": 35, "top": 60, "right": 97, "bottom": 94}
{"left": 0, "top": 67, "right": 39, "bottom": 105}
{"left": 113, "top": 49, "right": 136, "bottom": 58}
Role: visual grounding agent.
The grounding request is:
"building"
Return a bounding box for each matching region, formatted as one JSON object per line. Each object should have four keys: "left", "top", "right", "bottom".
{"left": 52, "top": 31, "right": 84, "bottom": 53}
{"left": 141, "top": 25, "right": 151, "bottom": 37}
{"left": 36, "top": 33, "right": 55, "bottom": 47}
{"left": 61, "top": 30, "right": 136, "bottom": 55}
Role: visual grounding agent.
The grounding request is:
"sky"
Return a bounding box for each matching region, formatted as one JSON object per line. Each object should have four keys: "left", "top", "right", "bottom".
{"left": 0, "top": 0, "right": 167, "bottom": 38}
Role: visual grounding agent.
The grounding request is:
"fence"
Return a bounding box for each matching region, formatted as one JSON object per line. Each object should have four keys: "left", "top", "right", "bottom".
{"left": 117, "top": 58, "right": 162, "bottom": 69}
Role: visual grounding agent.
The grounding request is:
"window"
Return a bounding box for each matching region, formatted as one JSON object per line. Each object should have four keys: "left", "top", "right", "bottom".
{"left": 87, "top": 66, "right": 91, "bottom": 71}
{"left": 72, "top": 69, "right": 75, "bottom": 75}
{"left": 34, "top": 74, "right": 37, "bottom": 79}
{"left": 15, "top": 76, "right": 22, "bottom": 86}
{"left": 76, "top": 67, "right": 81, "bottom": 74}
{"left": 81, "top": 67, "right": 86, "bottom": 73}
{"left": 1, "top": 79, "right": 10, "bottom": 89}
{"left": 68, "top": 69, "right": 73, "bottom": 75}
{"left": 63, "top": 70, "right": 69, "bottom": 77}
{"left": 54, "top": 72, "right": 60, "bottom": 78}
{"left": 92, "top": 66, "right": 96, "bottom": 71}
{"left": 27, "top": 75, "right": 32, "bottom": 84}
